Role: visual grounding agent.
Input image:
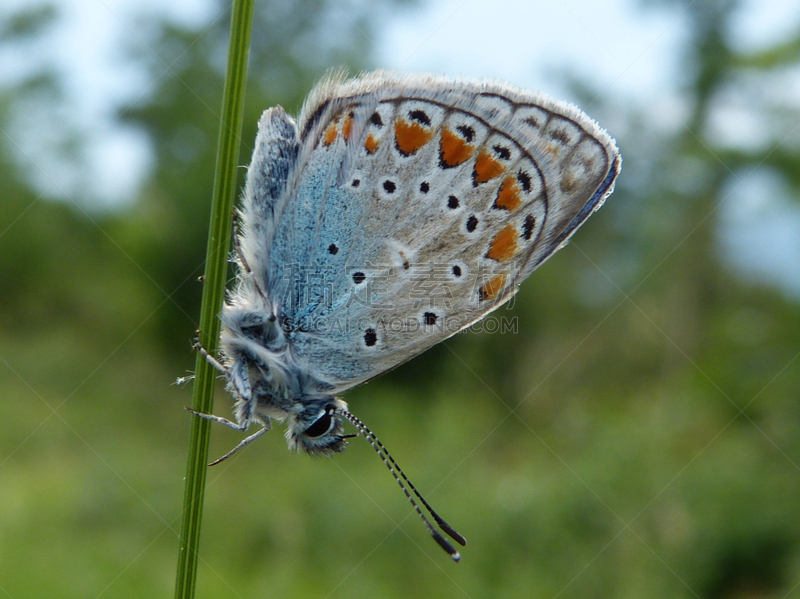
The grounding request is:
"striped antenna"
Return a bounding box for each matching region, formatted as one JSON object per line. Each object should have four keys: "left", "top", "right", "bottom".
{"left": 335, "top": 407, "right": 467, "bottom": 561}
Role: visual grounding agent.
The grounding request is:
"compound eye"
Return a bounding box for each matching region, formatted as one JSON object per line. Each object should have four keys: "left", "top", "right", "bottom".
{"left": 303, "top": 410, "right": 333, "bottom": 438}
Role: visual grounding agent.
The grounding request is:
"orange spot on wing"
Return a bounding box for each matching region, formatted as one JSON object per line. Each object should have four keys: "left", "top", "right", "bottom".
{"left": 342, "top": 115, "right": 353, "bottom": 141}
{"left": 473, "top": 148, "right": 505, "bottom": 184}
{"left": 364, "top": 133, "right": 379, "bottom": 154}
{"left": 323, "top": 123, "right": 338, "bottom": 146}
{"left": 439, "top": 127, "right": 474, "bottom": 167}
{"left": 394, "top": 119, "right": 433, "bottom": 156}
{"left": 486, "top": 224, "right": 519, "bottom": 262}
{"left": 494, "top": 176, "right": 523, "bottom": 211}
{"left": 479, "top": 274, "right": 507, "bottom": 301}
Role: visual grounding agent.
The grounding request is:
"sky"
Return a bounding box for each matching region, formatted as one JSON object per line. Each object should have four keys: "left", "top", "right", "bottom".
{"left": 2, "top": 0, "right": 800, "bottom": 295}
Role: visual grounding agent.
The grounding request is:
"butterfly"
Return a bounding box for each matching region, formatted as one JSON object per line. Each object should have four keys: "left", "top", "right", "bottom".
{"left": 190, "top": 70, "right": 621, "bottom": 560}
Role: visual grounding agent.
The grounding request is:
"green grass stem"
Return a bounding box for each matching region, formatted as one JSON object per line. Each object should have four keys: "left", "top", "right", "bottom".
{"left": 174, "top": 1, "right": 255, "bottom": 597}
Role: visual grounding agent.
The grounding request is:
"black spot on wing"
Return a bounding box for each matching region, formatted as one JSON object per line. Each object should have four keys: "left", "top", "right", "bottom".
{"left": 493, "top": 145, "right": 511, "bottom": 160}
{"left": 456, "top": 124, "right": 475, "bottom": 142}
{"left": 517, "top": 171, "right": 531, "bottom": 192}
{"left": 409, "top": 109, "right": 431, "bottom": 126}
{"left": 522, "top": 214, "right": 535, "bottom": 240}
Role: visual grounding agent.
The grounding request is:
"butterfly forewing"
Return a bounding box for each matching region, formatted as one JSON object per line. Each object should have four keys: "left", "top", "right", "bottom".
{"left": 256, "top": 72, "right": 620, "bottom": 393}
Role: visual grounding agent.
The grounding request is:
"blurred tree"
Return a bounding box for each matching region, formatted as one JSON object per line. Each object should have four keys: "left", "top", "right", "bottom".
{"left": 504, "top": 0, "right": 800, "bottom": 595}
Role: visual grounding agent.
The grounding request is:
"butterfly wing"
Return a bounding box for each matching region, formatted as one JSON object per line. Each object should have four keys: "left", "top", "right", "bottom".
{"left": 247, "top": 72, "right": 620, "bottom": 394}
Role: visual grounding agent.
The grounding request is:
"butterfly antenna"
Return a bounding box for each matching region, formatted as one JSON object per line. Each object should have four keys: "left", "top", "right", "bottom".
{"left": 335, "top": 408, "right": 466, "bottom": 561}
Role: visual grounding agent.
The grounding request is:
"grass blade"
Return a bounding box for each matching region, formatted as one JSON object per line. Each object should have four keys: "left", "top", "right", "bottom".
{"left": 174, "top": 1, "right": 255, "bottom": 597}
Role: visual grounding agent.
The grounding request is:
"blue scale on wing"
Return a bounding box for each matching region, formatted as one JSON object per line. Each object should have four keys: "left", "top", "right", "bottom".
{"left": 268, "top": 140, "right": 365, "bottom": 332}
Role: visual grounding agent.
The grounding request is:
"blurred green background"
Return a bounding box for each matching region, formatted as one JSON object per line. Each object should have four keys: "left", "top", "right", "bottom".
{"left": 2, "top": 0, "right": 800, "bottom": 597}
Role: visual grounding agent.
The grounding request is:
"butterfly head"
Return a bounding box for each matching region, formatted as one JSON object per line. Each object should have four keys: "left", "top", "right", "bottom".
{"left": 286, "top": 398, "right": 352, "bottom": 456}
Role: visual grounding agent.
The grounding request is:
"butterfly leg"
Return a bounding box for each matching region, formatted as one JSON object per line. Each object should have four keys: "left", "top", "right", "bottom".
{"left": 185, "top": 407, "right": 271, "bottom": 465}
{"left": 193, "top": 333, "right": 253, "bottom": 397}
{"left": 190, "top": 333, "right": 252, "bottom": 424}
{"left": 188, "top": 332, "right": 273, "bottom": 464}
{"left": 193, "top": 337, "right": 228, "bottom": 375}
{"left": 206, "top": 421, "right": 270, "bottom": 466}
{"left": 185, "top": 406, "right": 247, "bottom": 431}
